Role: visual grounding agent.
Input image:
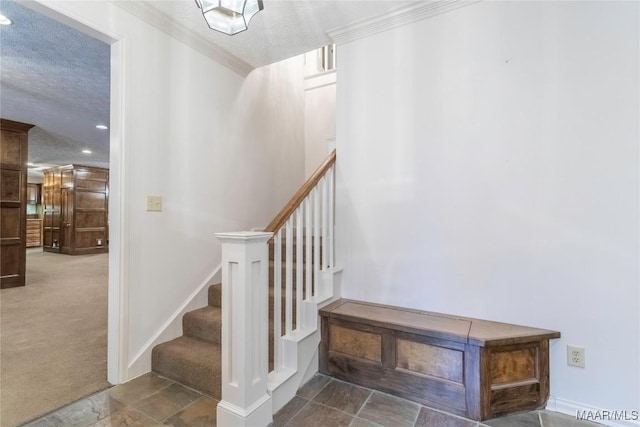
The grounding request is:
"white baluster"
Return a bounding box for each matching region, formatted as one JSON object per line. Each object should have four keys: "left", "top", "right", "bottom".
{"left": 313, "top": 187, "right": 320, "bottom": 297}
{"left": 305, "top": 196, "right": 312, "bottom": 299}
{"left": 273, "top": 229, "right": 282, "bottom": 370}
{"left": 328, "top": 165, "right": 335, "bottom": 269}
{"left": 321, "top": 176, "right": 328, "bottom": 269}
{"left": 285, "top": 219, "right": 293, "bottom": 335}
{"left": 295, "top": 206, "right": 303, "bottom": 329}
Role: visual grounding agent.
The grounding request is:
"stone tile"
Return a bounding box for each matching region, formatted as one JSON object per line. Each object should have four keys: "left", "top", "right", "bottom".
{"left": 540, "top": 410, "right": 603, "bottom": 426}
{"left": 296, "top": 374, "right": 332, "bottom": 400}
{"left": 484, "top": 411, "right": 541, "bottom": 427}
{"left": 163, "top": 396, "right": 217, "bottom": 427}
{"left": 356, "top": 392, "right": 420, "bottom": 427}
{"left": 287, "top": 401, "right": 353, "bottom": 427}
{"left": 22, "top": 418, "right": 55, "bottom": 427}
{"left": 313, "top": 380, "right": 371, "bottom": 415}
{"left": 350, "top": 417, "right": 382, "bottom": 427}
{"left": 273, "top": 395, "right": 309, "bottom": 426}
{"left": 415, "top": 406, "right": 478, "bottom": 427}
{"left": 133, "top": 383, "right": 202, "bottom": 422}
{"left": 47, "top": 390, "right": 126, "bottom": 426}
{"left": 91, "top": 407, "right": 163, "bottom": 427}
{"left": 107, "top": 373, "right": 173, "bottom": 406}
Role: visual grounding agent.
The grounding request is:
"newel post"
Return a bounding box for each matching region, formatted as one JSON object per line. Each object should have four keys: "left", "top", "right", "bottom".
{"left": 215, "top": 231, "right": 273, "bottom": 427}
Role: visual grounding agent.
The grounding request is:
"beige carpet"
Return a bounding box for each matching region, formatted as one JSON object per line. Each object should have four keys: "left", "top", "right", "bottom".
{"left": 0, "top": 250, "right": 110, "bottom": 427}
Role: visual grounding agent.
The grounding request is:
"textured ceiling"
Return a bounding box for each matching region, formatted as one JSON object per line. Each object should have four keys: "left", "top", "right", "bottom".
{"left": 0, "top": 0, "right": 416, "bottom": 173}
{"left": 137, "top": 0, "right": 416, "bottom": 68}
{"left": 0, "top": 0, "right": 111, "bottom": 169}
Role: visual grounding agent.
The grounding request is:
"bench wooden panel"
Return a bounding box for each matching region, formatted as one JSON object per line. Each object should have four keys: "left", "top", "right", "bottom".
{"left": 319, "top": 299, "right": 560, "bottom": 421}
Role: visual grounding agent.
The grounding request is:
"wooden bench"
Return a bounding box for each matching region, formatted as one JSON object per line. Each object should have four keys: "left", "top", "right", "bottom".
{"left": 319, "top": 299, "right": 560, "bottom": 421}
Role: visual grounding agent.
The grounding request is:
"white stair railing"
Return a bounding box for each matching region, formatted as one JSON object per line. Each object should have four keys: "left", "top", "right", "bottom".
{"left": 216, "top": 151, "right": 337, "bottom": 425}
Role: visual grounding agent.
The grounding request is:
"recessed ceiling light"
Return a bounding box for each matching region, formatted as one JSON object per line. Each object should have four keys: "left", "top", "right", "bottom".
{"left": 82, "top": 149, "right": 92, "bottom": 154}
{"left": 96, "top": 124, "right": 108, "bottom": 130}
{"left": 0, "top": 14, "right": 12, "bottom": 26}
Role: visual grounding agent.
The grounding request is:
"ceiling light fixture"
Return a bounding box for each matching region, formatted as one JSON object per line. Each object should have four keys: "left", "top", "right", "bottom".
{"left": 82, "top": 149, "right": 92, "bottom": 154}
{"left": 0, "top": 13, "right": 12, "bottom": 26}
{"left": 194, "top": 0, "right": 263, "bottom": 35}
{"left": 96, "top": 124, "right": 108, "bottom": 130}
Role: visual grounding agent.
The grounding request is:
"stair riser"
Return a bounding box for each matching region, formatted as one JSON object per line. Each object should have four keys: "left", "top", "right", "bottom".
{"left": 269, "top": 265, "right": 318, "bottom": 291}
{"left": 150, "top": 228, "right": 327, "bottom": 407}
{"left": 152, "top": 346, "right": 221, "bottom": 399}
{"left": 269, "top": 250, "right": 319, "bottom": 263}
{"left": 269, "top": 240, "right": 323, "bottom": 263}
{"left": 208, "top": 285, "right": 221, "bottom": 308}
{"left": 183, "top": 314, "right": 221, "bottom": 344}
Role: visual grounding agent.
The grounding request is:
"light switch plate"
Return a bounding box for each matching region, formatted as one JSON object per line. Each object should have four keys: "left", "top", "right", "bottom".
{"left": 146, "top": 195, "right": 162, "bottom": 212}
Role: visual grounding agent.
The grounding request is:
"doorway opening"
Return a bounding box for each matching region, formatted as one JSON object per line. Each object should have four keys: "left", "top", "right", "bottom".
{"left": 0, "top": 1, "right": 122, "bottom": 425}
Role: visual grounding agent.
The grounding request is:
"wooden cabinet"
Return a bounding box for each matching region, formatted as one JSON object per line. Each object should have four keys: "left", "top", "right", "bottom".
{"left": 26, "top": 219, "right": 42, "bottom": 247}
{"left": 43, "top": 165, "right": 109, "bottom": 255}
{"left": 320, "top": 299, "right": 560, "bottom": 421}
{"left": 1, "top": 118, "right": 34, "bottom": 288}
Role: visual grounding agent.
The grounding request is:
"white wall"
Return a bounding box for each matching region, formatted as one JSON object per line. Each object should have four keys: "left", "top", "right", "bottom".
{"left": 304, "top": 71, "right": 336, "bottom": 178}
{"left": 336, "top": 0, "right": 639, "bottom": 414}
{"left": 303, "top": 48, "right": 337, "bottom": 177}
{"left": 38, "top": 0, "right": 305, "bottom": 381}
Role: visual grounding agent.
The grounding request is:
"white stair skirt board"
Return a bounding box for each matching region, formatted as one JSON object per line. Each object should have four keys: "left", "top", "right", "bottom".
{"left": 547, "top": 396, "right": 640, "bottom": 427}
{"left": 269, "top": 327, "right": 320, "bottom": 413}
{"left": 268, "top": 267, "right": 342, "bottom": 414}
{"left": 127, "top": 265, "right": 221, "bottom": 379}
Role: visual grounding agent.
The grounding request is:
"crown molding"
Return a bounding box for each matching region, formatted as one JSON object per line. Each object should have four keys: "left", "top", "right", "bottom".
{"left": 328, "top": 0, "right": 482, "bottom": 45}
{"left": 111, "top": 1, "right": 254, "bottom": 77}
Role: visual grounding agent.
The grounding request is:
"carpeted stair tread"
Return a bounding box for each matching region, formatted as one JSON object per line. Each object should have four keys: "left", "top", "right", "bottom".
{"left": 208, "top": 284, "right": 221, "bottom": 308}
{"left": 152, "top": 336, "right": 221, "bottom": 399}
{"left": 183, "top": 306, "right": 221, "bottom": 344}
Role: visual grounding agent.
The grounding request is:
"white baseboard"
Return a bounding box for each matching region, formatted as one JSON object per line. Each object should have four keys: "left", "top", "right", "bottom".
{"left": 126, "top": 264, "right": 222, "bottom": 379}
{"left": 547, "top": 396, "right": 640, "bottom": 427}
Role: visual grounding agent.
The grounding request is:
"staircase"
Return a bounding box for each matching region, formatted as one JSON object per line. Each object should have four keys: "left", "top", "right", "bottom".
{"left": 151, "top": 284, "right": 222, "bottom": 398}
{"left": 151, "top": 242, "right": 315, "bottom": 396}
{"left": 150, "top": 150, "right": 337, "bottom": 424}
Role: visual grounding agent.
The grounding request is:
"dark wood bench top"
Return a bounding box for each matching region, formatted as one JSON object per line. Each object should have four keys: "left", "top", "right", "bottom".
{"left": 320, "top": 299, "right": 560, "bottom": 347}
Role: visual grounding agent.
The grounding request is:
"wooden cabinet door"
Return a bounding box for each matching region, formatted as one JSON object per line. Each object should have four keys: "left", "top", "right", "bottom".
{"left": 43, "top": 170, "right": 61, "bottom": 251}
{"left": 1, "top": 119, "right": 33, "bottom": 288}
{"left": 60, "top": 188, "right": 73, "bottom": 254}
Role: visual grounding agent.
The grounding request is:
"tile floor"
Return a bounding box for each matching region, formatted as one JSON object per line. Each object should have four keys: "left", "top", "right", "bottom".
{"left": 22, "top": 373, "right": 216, "bottom": 427}
{"left": 275, "top": 375, "right": 602, "bottom": 427}
{"left": 22, "top": 373, "right": 602, "bottom": 427}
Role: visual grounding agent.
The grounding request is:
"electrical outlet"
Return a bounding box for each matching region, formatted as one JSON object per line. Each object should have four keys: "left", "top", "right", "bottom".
{"left": 567, "top": 345, "right": 585, "bottom": 368}
{"left": 146, "top": 195, "right": 163, "bottom": 212}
